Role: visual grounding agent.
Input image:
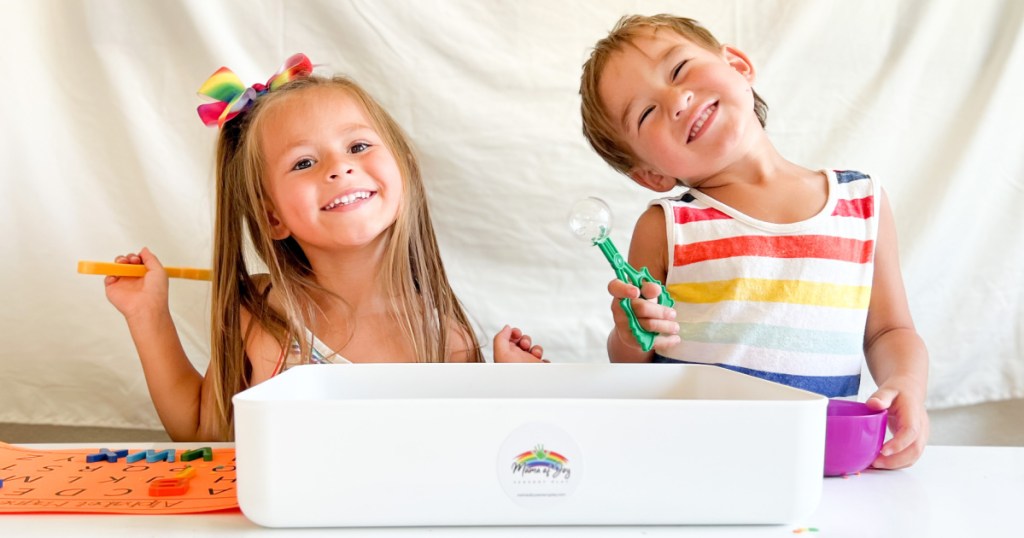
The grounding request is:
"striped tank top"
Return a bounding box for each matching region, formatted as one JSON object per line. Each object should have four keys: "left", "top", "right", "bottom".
{"left": 274, "top": 330, "right": 352, "bottom": 376}
{"left": 651, "top": 169, "right": 879, "bottom": 397}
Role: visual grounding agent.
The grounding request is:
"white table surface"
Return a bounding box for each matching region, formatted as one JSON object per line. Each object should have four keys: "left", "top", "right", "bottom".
{"left": 1, "top": 444, "right": 1020, "bottom": 536}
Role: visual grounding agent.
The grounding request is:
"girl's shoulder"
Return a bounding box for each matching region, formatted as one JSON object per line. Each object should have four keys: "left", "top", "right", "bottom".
{"left": 445, "top": 319, "right": 482, "bottom": 362}
{"left": 240, "top": 274, "right": 287, "bottom": 383}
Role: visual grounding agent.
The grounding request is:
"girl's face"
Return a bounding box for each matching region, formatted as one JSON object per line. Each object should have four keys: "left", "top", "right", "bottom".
{"left": 259, "top": 87, "right": 403, "bottom": 257}
{"left": 598, "top": 29, "right": 761, "bottom": 190}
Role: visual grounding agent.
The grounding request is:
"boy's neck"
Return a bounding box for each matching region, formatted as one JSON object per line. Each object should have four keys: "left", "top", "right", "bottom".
{"left": 686, "top": 138, "right": 827, "bottom": 224}
{"left": 688, "top": 134, "right": 797, "bottom": 191}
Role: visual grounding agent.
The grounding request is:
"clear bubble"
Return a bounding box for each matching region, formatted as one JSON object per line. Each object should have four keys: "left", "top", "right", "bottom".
{"left": 568, "top": 197, "right": 612, "bottom": 243}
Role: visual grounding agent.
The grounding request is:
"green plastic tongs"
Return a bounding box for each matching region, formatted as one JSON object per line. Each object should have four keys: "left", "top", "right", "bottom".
{"left": 569, "top": 197, "right": 675, "bottom": 352}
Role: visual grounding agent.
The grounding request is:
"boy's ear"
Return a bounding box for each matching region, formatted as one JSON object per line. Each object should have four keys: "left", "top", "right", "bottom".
{"left": 264, "top": 204, "right": 291, "bottom": 240}
{"left": 722, "top": 45, "right": 756, "bottom": 84}
{"left": 629, "top": 168, "right": 677, "bottom": 193}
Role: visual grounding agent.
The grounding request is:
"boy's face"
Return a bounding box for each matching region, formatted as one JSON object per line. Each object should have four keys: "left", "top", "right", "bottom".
{"left": 598, "top": 29, "right": 760, "bottom": 190}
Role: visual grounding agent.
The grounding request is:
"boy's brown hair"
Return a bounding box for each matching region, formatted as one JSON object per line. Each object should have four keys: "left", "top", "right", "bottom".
{"left": 580, "top": 14, "right": 769, "bottom": 175}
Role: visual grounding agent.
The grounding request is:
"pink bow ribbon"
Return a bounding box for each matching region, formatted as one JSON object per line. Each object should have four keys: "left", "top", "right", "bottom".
{"left": 196, "top": 53, "right": 314, "bottom": 128}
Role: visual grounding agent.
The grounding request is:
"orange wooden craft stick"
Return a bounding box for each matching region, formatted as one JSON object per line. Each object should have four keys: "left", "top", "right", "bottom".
{"left": 77, "top": 261, "right": 212, "bottom": 281}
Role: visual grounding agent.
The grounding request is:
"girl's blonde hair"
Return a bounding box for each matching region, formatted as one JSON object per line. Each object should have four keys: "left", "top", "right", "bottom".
{"left": 208, "top": 75, "right": 482, "bottom": 438}
{"left": 580, "top": 14, "right": 769, "bottom": 175}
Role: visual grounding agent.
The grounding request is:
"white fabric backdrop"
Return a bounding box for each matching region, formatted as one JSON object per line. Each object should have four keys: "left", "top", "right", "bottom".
{"left": 0, "top": 0, "right": 1021, "bottom": 430}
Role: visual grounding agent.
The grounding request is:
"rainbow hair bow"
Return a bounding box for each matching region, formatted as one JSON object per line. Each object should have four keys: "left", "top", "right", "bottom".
{"left": 196, "top": 53, "right": 313, "bottom": 128}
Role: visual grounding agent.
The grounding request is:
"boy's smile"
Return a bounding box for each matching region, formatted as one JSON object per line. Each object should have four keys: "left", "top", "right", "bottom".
{"left": 686, "top": 101, "right": 718, "bottom": 143}
{"left": 597, "top": 29, "right": 762, "bottom": 190}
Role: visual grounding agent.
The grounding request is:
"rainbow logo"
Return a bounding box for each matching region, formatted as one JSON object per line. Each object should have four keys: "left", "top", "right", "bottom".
{"left": 511, "top": 445, "right": 570, "bottom": 478}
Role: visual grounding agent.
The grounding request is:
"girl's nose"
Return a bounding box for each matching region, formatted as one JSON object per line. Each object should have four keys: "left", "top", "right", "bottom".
{"left": 327, "top": 164, "right": 354, "bottom": 181}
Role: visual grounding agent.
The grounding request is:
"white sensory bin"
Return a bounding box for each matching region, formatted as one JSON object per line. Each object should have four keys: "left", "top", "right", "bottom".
{"left": 232, "top": 363, "right": 826, "bottom": 527}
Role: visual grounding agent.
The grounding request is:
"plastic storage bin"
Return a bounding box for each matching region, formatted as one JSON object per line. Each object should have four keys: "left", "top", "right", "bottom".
{"left": 233, "top": 363, "right": 826, "bottom": 527}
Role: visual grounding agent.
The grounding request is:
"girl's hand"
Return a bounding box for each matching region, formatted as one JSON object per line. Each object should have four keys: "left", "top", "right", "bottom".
{"left": 104, "top": 248, "right": 171, "bottom": 322}
{"left": 607, "top": 279, "right": 680, "bottom": 351}
{"left": 866, "top": 379, "right": 930, "bottom": 469}
{"left": 493, "top": 325, "right": 547, "bottom": 363}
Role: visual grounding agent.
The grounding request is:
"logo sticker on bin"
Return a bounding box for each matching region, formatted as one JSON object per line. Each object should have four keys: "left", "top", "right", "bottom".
{"left": 497, "top": 423, "right": 582, "bottom": 507}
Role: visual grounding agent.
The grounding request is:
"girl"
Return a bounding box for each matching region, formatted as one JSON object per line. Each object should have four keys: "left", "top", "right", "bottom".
{"left": 105, "top": 54, "right": 544, "bottom": 442}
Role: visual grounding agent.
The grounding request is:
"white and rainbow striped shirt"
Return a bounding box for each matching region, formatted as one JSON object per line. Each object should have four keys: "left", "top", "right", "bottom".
{"left": 651, "top": 170, "right": 879, "bottom": 397}
{"left": 285, "top": 330, "right": 352, "bottom": 369}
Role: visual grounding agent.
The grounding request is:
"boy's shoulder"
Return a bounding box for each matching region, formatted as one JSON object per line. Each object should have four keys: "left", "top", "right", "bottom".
{"left": 834, "top": 169, "right": 872, "bottom": 184}
{"left": 831, "top": 169, "right": 880, "bottom": 201}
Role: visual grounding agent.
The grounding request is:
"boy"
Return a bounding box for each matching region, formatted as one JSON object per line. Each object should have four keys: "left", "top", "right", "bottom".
{"left": 579, "top": 15, "right": 928, "bottom": 469}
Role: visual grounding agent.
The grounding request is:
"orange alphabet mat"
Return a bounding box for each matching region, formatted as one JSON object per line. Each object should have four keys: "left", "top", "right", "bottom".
{"left": 0, "top": 442, "right": 238, "bottom": 514}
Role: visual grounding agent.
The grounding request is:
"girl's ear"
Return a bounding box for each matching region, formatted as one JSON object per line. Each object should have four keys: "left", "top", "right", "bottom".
{"left": 264, "top": 204, "right": 291, "bottom": 240}
{"left": 722, "top": 45, "right": 756, "bottom": 84}
{"left": 629, "top": 168, "right": 677, "bottom": 193}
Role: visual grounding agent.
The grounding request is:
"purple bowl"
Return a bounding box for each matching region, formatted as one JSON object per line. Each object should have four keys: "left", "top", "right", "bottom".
{"left": 824, "top": 399, "right": 887, "bottom": 477}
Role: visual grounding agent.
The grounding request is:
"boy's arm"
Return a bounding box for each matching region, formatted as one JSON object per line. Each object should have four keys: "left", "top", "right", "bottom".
{"left": 607, "top": 205, "right": 680, "bottom": 362}
{"left": 863, "top": 189, "right": 930, "bottom": 469}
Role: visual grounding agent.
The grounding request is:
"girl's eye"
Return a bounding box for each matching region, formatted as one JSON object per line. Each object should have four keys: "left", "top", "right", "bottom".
{"left": 293, "top": 158, "right": 315, "bottom": 171}
{"left": 638, "top": 106, "right": 654, "bottom": 129}
{"left": 350, "top": 142, "right": 370, "bottom": 154}
{"left": 671, "top": 60, "right": 688, "bottom": 81}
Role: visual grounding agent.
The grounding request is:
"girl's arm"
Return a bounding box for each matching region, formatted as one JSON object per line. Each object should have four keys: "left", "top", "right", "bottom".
{"left": 608, "top": 205, "right": 680, "bottom": 362}
{"left": 105, "top": 249, "right": 207, "bottom": 441}
{"left": 863, "top": 189, "right": 930, "bottom": 469}
{"left": 492, "top": 325, "right": 546, "bottom": 362}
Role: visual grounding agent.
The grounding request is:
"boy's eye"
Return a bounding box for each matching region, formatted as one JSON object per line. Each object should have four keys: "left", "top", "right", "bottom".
{"left": 293, "top": 158, "right": 315, "bottom": 171}
{"left": 638, "top": 106, "right": 654, "bottom": 128}
{"left": 671, "top": 60, "right": 688, "bottom": 81}
{"left": 350, "top": 142, "right": 370, "bottom": 154}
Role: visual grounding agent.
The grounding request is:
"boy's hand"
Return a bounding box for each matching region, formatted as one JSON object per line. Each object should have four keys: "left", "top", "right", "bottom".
{"left": 608, "top": 279, "right": 680, "bottom": 352}
{"left": 866, "top": 378, "right": 929, "bottom": 469}
{"left": 493, "top": 325, "right": 547, "bottom": 363}
{"left": 104, "top": 248, "right": 171, "bottom": 322}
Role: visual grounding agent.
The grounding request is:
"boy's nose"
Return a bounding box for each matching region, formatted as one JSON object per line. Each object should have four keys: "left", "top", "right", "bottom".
{"left": 671, "top": 90, "right": 694, "bottom": 119}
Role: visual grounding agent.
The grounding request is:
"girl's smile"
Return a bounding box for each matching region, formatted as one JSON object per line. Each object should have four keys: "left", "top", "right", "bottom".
{"left": 321, "top": 189, "right": 377, "bottom": 211}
